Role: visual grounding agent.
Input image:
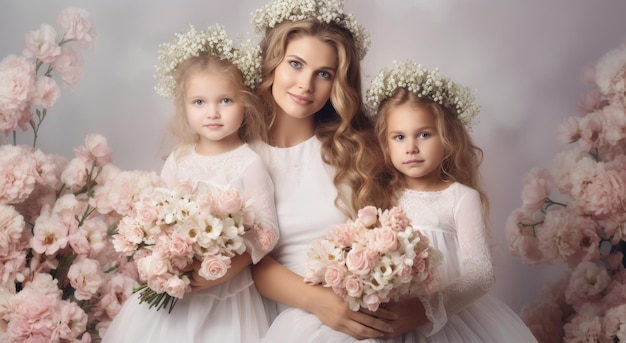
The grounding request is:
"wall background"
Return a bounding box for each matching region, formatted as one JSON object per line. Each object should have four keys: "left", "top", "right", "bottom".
{"left": 3, "top": 0, "right": 626, "bottom": 313}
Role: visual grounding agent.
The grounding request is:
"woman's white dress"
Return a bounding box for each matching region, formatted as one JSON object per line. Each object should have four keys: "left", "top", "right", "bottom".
{"left": 254, "top": 136, "right": 537, "bottom": 343}
{"left": 102, "top": 144, "right": 279, "bottom": 343}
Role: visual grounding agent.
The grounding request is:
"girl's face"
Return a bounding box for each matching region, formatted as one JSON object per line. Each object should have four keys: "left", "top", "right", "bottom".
{"left": 185, "top": 71, "right": 244, "bottom": 155}
{"left": 385, "top": 103, "right": 446, "bottom": 191}
{"left": 271, "top": 35, "right": 337, "bottom": 120}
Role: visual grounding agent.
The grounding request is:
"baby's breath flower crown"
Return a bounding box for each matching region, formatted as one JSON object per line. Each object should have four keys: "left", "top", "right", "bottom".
{"left": 366, "top": 60, "right": 481, "bottom": 130}
{"left": 251, "top": 0, "right": 371, "bottom": 60}
{"left": 154, "top": 24, "right": 262, "bottom": 98}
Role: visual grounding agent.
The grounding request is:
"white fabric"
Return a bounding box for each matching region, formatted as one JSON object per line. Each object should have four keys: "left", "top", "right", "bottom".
{"left": 253, "top": 135, "right": 537, "bottom": 343}
{"left": 102, "top": 144, "right": 279, "bottom": 343}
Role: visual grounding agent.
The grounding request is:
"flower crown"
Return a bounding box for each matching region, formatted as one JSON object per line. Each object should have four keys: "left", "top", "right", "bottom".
{"left": 251, "top": 0, "right": 371, "bottom": 60}
{"left": 365, "top": 60, "right": 481, "bottom": 130}
{"left": 154, "top": 24, "right": 262, "bottom": 98}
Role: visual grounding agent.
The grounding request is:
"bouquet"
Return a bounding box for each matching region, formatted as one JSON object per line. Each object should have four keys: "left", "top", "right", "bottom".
{"left": 110, "top": 179, "right": 264, "bottom": 312}
{"left": 304, "top": 205, "right": 441, "bottom": 311}
{"left": 0, "top": 8, "right": 142, "bottom": 342}
{"left": 506, "top": 41, "right": 626, "bottom": 342}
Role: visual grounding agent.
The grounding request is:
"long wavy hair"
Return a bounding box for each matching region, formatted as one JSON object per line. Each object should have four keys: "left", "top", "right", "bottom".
{"left": 168, "top": 53, "right": 266, "bottom": 159}
{"left": 375, "top": 88, "right": 489, "bottom": 216}
{"left": 257, "top": 19, "right": 390, "bottom": 215}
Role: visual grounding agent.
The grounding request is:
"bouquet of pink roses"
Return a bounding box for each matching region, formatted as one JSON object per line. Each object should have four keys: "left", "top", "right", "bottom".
{"left": 304, "top": 205, "right": 441, "bottom": 311}
{"left": 110, "top": 179, "right": 268, "bottom": 312}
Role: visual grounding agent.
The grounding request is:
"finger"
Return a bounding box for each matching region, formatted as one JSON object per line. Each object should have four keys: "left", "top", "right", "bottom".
{"left": 351, "top": 311, "right": 394, "bottom": 333}
{"left": 360, "top": 307, "right": 399, "bottom": 320}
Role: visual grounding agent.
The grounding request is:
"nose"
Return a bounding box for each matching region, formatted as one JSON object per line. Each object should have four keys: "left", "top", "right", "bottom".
{"left": 298, "top": 72, "right": 315, "bottom": 92}
{"left": 406, "top": 138, "right": 418, "bottom": 154}
{"left": 206, "top": 104, "right": 220, "bottom": 119}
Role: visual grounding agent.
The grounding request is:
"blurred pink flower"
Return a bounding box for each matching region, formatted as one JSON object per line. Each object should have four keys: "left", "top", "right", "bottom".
{"left": 23, "top": 24, "right": 61, "bottom": 63}
{"left": 32, "top": 76, "right": 61, "bottom": 108}
{"left": 0, "top": 55, "right": 35, "bottom": 122}
{"left": 51, "top": 46, "right": 83, "bottom": 88}
{"left": 57, "top": 7, "right": 96, "bottom": 47}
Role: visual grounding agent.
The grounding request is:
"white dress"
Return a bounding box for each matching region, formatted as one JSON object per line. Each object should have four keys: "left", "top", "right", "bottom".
{"left": 102, "top": 144, "right": 279, "bottom": 343}
{"left": 253, "top": 136, "right": 537, "bottom": 343}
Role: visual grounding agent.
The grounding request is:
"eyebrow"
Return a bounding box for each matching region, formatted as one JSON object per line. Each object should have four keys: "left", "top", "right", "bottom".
{"left": 285, "top": 54, "right": 337, "bottom": 72}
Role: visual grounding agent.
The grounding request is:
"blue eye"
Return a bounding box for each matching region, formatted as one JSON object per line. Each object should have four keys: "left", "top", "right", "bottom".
{"left": 318, "top": 70, "right": 331, "bottom": 79}
{"left": 418, "top": 132, "right": 431, "bottom": 139}
{"left": 289, "top": 60, "right": 302, "bottom": 69}
{"left": 193, "top": 99, "right": 204, "bottom": 106}
{"left": 393, "top": 135, "right": 405, "bottom": 142}
{"left": 221, "top": 98, "right": 233, "bottom": 104}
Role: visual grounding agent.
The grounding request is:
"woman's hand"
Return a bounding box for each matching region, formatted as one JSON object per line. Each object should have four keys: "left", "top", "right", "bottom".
{"left": 366, "top": 297, "right": 429, "bottom": 338}
{"left": 189, "top": 253, "right": 252, "bottom": 291}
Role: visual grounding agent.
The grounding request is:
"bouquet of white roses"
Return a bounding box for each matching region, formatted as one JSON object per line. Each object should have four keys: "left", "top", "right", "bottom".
{"left": 108, "top": 179, "right": 269, "bottom": 312}
{"left": 304, "top": 205, "right": 441, "bottom": 311}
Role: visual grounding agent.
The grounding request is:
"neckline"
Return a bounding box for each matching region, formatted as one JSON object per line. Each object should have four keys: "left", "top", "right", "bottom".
{"left": 404, "top": 182, "right": 458, "bottom": 195}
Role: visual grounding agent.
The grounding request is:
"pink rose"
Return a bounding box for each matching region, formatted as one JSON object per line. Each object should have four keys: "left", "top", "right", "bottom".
{"left": 165, "top": 276, "right": 187, "bottom": 299}
{"left": 216, "top": 187, "right": 244, "bottom": 215}
{"left": 369, "top": 227, "right": 398, "bottom": 253}
{"left": 199, "top": 255, "right": 231, "bottom": 280}
{"left": 344, "top": 275, "right": 363, "bottom": 297}
{"left": 357, "top": 206, "right": 378, "bottom": 227}
{"left": 324, "top": 263, "right": 347, "bottom": 288}
{"left": 169, "top": 233, "right": 193, "bottom": 257}
{"left": 345, "top": 248, "right": 373, "bottom": 275}
{"left": 362, "top": 293, "right": 382, "bottom": 311}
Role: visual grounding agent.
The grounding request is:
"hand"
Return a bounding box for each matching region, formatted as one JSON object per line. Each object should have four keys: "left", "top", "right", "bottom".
{"left": 374, "top": 297, "right": 429, "bottom": 338}
{"left": 307, "top": 286, "right": 397, "bottom": 340}
{"left": 189, "top": 254, "right": 253, "bottom": 291}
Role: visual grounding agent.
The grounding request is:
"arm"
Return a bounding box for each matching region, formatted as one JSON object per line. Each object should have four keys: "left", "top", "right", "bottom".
{"left": 382, "top": 188, "right": 495, "bottom": 337}
{"left": 251, "top": 255, "right": 397, "bottom": 340}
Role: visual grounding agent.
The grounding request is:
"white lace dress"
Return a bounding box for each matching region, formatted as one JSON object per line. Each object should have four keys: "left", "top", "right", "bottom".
{"left": 102, "top": 144, "right": 279, "bottom": 343}
{"left": 254, "top": 136, "right": 536, "bottom": 343}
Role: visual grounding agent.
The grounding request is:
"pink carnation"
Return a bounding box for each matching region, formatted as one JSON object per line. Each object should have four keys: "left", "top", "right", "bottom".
{"left": 0, "top": 55, "right": 36, "bottom": 128}
{"left": 57, "top": 7, "right": 96, "bottom": 47}
{"left": 51, "top": 46, "right": 83, "bottom": 88}
{"left": 22, "top": 24, "right": 61, "bottom": 63}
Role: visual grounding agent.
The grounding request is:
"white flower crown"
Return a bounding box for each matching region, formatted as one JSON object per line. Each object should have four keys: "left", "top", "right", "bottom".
{"left": 365, "top": 60, "right": 481, "bottom": 130}
{"left": 251, "top": 0, "right": 371, "bottom": 60}
{"left": 154, "top": 24, "right": 262, "bottom": 98}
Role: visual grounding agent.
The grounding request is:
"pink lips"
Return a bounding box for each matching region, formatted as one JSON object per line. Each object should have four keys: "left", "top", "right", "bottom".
{"left": 289, "top": 93, "right": 313, "bottom": 105}
{"left": 404, "top": 159, "right": 423, "bottom": 165}
{"left": 204, "top": 123, "right": 223, "bottom": 129}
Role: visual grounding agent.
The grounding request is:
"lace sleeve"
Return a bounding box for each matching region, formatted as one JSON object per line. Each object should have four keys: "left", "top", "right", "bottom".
{"left": 420, "top": 187, "right": 495, "bottom": 335}
{"left": 159, "top": 153, "right": 176, "bottom": 187}
{"left": 240, "top": 155, "right": 280, "bottom": 264}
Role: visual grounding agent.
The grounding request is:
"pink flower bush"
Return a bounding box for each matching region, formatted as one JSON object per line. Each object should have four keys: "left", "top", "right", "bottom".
{"left": 1, "top": 9, "right": 141, "bottom": 342}
{"left": 304, "top": 206, "right": 441, "bottom": 311}
{"left": 506, "top": 42, "right": 626, "bottom": 342}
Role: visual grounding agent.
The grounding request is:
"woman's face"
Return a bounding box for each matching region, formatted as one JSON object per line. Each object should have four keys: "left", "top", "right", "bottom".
{"left": 271, "top": 35, "right": 337, "bottom": 120}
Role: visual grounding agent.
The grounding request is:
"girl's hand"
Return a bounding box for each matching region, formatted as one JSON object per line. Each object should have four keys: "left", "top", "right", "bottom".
{"left": 307, "top": 286, "right": 397, "bottom": 340}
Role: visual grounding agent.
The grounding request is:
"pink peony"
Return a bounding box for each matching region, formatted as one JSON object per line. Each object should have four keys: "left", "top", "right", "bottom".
{"left": 520, "top": 167, "right": 553, "bottom": 211}
{"left": 67, "top": 257, "right": 104, "bottom": 301}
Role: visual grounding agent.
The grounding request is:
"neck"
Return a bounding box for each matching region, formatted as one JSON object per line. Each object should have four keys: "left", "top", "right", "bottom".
{"left": 195, "top": 136, "right": 244, "bottom": 156}
{"left": 269, "top": 112, "right": 316, "bottom": 148}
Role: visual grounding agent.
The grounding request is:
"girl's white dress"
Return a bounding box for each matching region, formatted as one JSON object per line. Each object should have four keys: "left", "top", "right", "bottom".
{"left": 102, "top": 144, "right": 279, "bottom": 343}
{"left": 253, "top": 136, "right": 537, "bottom": 343}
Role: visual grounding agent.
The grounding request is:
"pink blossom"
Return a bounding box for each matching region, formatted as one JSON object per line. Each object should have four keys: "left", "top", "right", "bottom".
{"left": 578, "top": 88, "right": 605, "bottom": 113}
{"left": 57, "top": 7, "right": 96, "bottom": 47}
{"left": 356, "top": 206, "right": 378, "bottom": 227}
{"left": 60, "top": 156, "right": 90, "bottom": 192}
{"left": 256, "top": 227, "right": 277, "bottom": 251}
{"left": 0, "top": 55, "right": 36, "bottom": 125}
{"left": 562, "top": 313, "right": 605, "bottom": 343}
{"left": 31, "top": 211, "right": 69, "bottom": 255}
{"left": 328, "top": 222, "right": 357, "bottom": 246}
{"left": 520, "top": 167, "right": 553, "bottom": 211}
{"left": 67, "top": 257, "right": 104, "bottom": 300}
{"left": 557, "top": 116, "right": 581, "bottom": 145}
{"left": 75, "top": 133, "right": 112, "bottom": 166}
{"left": 506, "top": 207, "right": 546, "bottom": 264}
{"left": 0, "top": 204, "right": 25, "bottom": 255}
{"left": 577, "top": 112, "right": 604, "bottom": 151}
{"left": 345, "top": 248, "right": 374, "bottom": 275}
{"left": 0, "top": 144, "right": 39, "bottom": 204}
{"left": 164, "top": 276, "right": 187, "bottom": 299}
{"left": 215, "top": 187, "right": 244, "bottom": 215}
{"left": 22, "top": 24, "right": 61, "bottom": 63}
{"left": 369, "top": 227, "right": 397, "bottom": 253}
{"left": 51, "top": 46, "right": 83, "bottom": 88}
{"left": 199, "top": 254, "right": 231, "bottom": 280}
{"left": 362, "top": 293, "right": 382, "bottom": 311}
{"left": 550, "top": 148, "right": 583, "bottom": 194}
{"left": 565, "top": 261, "right": 610, "bottom": 309}
{"left": 323, "top": 263, "right": 347, "bottom": 288}
{"left": 599, "top": 104, "right": 626, "bottom": 145}
{"left": 32, "top": 76, "right": 61, "bottom": 109}
{"left": 602, "top": 304, "right": 626, "bottom": 341}
{"left": 344, "top": 274, "right": 363, "bottom": 297}
{"left": 594, "top": 43, "right": 626, "bottom": 106}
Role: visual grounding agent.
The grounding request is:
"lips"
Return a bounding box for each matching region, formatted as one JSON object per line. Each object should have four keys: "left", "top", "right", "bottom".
{"left": 404, "top": 159, "right": 423, "bottom": 165}
{"left": 204, "top": 123, "right": 223, "bottom": 129}
{"left": 288, "top": 92, "right": 313, "bottom": 105}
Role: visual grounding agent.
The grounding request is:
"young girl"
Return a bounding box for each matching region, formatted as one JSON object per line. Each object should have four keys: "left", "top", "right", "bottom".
{"left": 367, "top": 60, "right": 538, "bottom": 342}
{"left": 102, "top": 25, "right": 279, "bottom": 343}
{"left": 248, "top": 0, "right": 401, "bottom": 341}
